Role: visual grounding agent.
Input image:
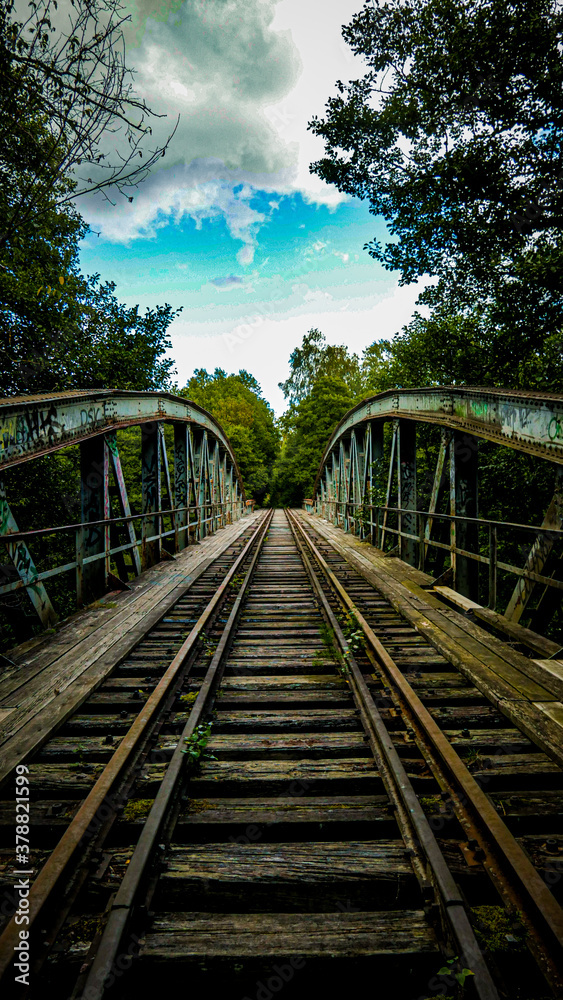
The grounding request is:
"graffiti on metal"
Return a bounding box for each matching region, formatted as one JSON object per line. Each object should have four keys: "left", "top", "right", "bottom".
{"left": 315, "top": 388, "right": 563, "bottom": 481}
{"left": 0, "top": 391, "right": 241, "bottom": 480}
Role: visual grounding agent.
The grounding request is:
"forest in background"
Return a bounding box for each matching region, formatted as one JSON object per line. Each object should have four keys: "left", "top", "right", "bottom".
{"left": 2, "top": 0, "right": 563, "bottom": 645}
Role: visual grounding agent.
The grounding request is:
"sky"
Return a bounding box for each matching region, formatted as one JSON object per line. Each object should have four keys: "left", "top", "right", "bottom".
{"left": 78, "top": 0, "right": 426, "bottom": 413}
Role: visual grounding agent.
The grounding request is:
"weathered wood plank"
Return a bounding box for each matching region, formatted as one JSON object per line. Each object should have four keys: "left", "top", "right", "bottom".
{"left": 139, "top": 910, "right": 438, "bottom": 960}
{"left": 180, "top": 795, "right": 393, "bottom": 827}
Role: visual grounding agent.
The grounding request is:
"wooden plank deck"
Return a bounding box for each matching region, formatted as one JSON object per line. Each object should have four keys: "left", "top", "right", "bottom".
{"left": 0, "top": 513, "right": 261, "bottom": 786}
{"left": 301, "top": 511, "right": 563, "bottom": 768}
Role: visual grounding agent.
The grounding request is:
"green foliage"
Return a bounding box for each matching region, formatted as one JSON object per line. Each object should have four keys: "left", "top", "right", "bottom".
{"left": 181, "top": 369, "right": 279, "bottom": 505}
{"left": 279, "top": 328, "right": 364, "bottom": 406}
{"left": 309, "top": 0, "right": 563, "bottom": 401}
{"left": 272, "top": 373, "right": 356, "bottom": 507}
{"left": 470, "top": 905, "right": 526, "bottom": 952}
{"left": 340, "top": 609, "right": 365, "bottom": 657}
{"left": 182, "top": 723, "right": 216, "bottom": 765}
{"left": 310, "top": 0, "right": 563, "bottom": 291}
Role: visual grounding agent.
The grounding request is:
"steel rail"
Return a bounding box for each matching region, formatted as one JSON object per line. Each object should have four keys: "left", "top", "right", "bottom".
{"left": 285, "top": 509, "right": 500, "bottom": 1000}
{"left": 0, "top": 511, "right": 270, "bottom": 982}
{"left": 80, "top": 509, "right": 275, "bottom": 1000}
{"left": 288, "top": 510, "right": 563, "bottom": 989}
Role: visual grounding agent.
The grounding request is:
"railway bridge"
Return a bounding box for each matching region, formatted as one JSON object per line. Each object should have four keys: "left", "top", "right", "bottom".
{"left": 0, "top": 388, "right": 563, "bottom": 1000}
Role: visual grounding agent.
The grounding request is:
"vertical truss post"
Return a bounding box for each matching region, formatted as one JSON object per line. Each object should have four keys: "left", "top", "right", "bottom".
{"left": 0, "top": 479, "right": 58, "bottom": 625}
{"left": 106, "top": 431, "right": 141, "bottom": 576}
{"left": 488, "top": 524, "right": 498, "bottom": 610}
{"left": 174, "top": 424, "right": 189, "bottom": 552}
{"left": 141, "top": 422, "right": 161, "bottom": 569}
{"left": 381, "top": 421, "right": 398, "bottom": 551}
{"left": 326, "top": 464, "right": 333, "bottom": 520}
{"left": 187, "top": 427, "right": 199, "bottom": 542}
{"left": 80, "top": 436, "right": 110, "bottom": 600}
{"left": 349, "top": 430, "right": 363, "bottom": 536}
{"left": 398, "top": 420, "right": 417, "bottom": 566}
{"left": 331, "top": 452, "right": 338, "bottom": 526}
{"left": 505, "top": 468, "right": 563, "bottom": 623}
{"left": 424, "top": 427, "right": 451, "bottom": 570}
{"left": 210, "top": 438, "right": 220, "bottom": 532}
{"left": 339, "top": 440, "right": 349, "bottom": 531}
{"left": 194, "top": 430, "right": 208, "bottom": 539}
{"left": 226, "top": 463, "right": 233, "bottom": 524}
{"left": 369, "top": 421, "right": 384, "bottom": 547}
{"left": 159, "top": 425, "right": 175, "bottom": 553}
{"left": 450, "top": 432, "right": 479, "bottom": 600}
{"left": 220, "top": 452, "right": 227, "bottom": 526}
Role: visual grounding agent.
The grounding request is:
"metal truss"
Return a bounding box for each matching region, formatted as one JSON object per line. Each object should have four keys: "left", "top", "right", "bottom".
{"left": 0, "top": 392, "right": 248, "bottom": 626}
{"left": 307, "top": 387, "right": 563, "bottom": 628}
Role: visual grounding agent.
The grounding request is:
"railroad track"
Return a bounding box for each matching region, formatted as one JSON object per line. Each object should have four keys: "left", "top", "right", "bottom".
{"left": 0, "top": 509, "right": 562, "bottom": 999}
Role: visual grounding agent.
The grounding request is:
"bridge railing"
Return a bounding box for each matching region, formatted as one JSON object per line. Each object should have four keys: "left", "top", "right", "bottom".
{"left": 305, "top": 386, "right": 563, "bottom": 630}
{"left": 0, "top": 391, "right": 250, "bottom": 634}
{"left": 0, "top": 500, "right": 246, "bottom": 612}
{"left": 304, "top": 498, "right": 563, "bottom": 614}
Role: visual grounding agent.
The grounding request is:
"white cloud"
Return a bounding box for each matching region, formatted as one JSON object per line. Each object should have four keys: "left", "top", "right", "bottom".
{"left": 81, "top": 0, "right": 367, "bottom": 248}
{"left": 168, "top": 279, "right": 430, "bottom": 413}
{"left": 334, "top": 250, "right": 350, "bottom": 263}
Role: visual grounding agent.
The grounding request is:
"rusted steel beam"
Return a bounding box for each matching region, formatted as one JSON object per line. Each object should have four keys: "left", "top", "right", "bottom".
{"left": 450, "top": 432, "right": 479, "bottom": 601}
{"left": 80, "top": 437, "right": 110, "bottom": 601}
{"left": 424, "top": 427, "right": 451, "bottom": 568}
{"left": 312, "top": 387, "right": 563, "bottom": 505}
{"left": 141, "top": 422, "right": 161, "bottom": 569}
{"left": 0, "top": 479, "right": 57, "bottom": 625}
{"left": 173, "top": 424, "right": 189, "bottom": 550}
{"left": 380, "top": 420, "right": 398, "bottom": 550}
{"left": 0, "top": 392, "right": 244, "bottom": 484}
{"left": 106, "top": 431, "right": 141, "bottom": 577}
{"left": 397, "top": 420, "right": 417, "bottom": 566}
{"left": 505, "top": 472, "right": 563, "bottom": 622}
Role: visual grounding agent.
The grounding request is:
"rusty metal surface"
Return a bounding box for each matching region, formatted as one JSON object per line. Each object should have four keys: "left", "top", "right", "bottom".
{"left": 0, "top": 390, "right": 244, "bottom": 492}
{"left": 287, "top": 509, "right": 500, "bottom": 1000}
{"left": 313, "top": 387, "right": 563, "bottom": 502}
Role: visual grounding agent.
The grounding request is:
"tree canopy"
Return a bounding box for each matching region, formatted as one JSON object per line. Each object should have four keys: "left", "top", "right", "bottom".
{"left": 310, "top": 0, "right": 563, "bottom": 291}
{"left": 0, "top": 0, "right": 176, "bottom": 246}
{"left": 181, "top": 369, "right": 280, "bottom": 505}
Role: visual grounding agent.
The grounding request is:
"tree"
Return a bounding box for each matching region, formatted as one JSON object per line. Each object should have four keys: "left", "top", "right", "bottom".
{"left": 272, "top": 375, "right": 356, "bottom": 507}
{"left": 309, "top": 0, "right": 563, "bottom": 292}
{"left": 279, "top": 328, "right": 364, "bottom": 406}
{"left": 0, "top": 0, "right": 177, "bottom": 246}
{"left": 181, "top": 369, "right": 279, "bottom": 504}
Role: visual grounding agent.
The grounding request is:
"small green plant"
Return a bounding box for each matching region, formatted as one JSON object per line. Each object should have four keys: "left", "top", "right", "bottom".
{"left": 340, "top": 609, "right": 365, "bottom": 656}
{"left": 419, "top": 957, "right": 474, "bottom": 998}
{"left": 318, "top": 622, "right": 348, "bottom": 675}
{"left": 463, "top": 747, "right": 483, "bottom": 768}
{"left": 182, "top": 723, "right": 216, "bottom": 765}
{"left": 437, "top": 958, "right": 474, "bottom": 988}
{"left": 179, "top": 692, "right": 198, "bottom": 707}
{"left": 198, "top": 631, "right": 216, "bottom": 656}
{"left": 229, "top": 574, "right": 245, "bottom": 590}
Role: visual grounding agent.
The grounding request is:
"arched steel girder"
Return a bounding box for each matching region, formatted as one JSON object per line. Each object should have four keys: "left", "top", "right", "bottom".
{"left": 0, "top": 389, "right": 245, "bottom": 485}
{"left": 0, "top": 392, "right": 247, "bottom": 626}
{"left": 310, "top": 386, "right": 563, "bottom": 629}
{"left": 314, "top": 386, "right": 563, "bottom": 496}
